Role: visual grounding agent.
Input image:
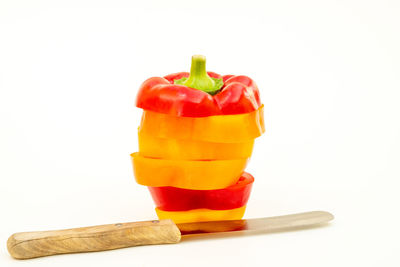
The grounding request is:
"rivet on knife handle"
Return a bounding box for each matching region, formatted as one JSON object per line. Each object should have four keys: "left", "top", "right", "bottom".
{"left": 7, "top": 219, "right": 181, "bottom": 259}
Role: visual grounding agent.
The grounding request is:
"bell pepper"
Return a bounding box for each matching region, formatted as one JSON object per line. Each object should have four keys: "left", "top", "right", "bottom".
{"left": 148, "top": 172, "right": 254, "bottom": 211}
{"left": 139, "top": 105, "right": 264, "bottom": 143}
{"left": 132, "top": 55, "right": 264, "bottom": 223}
{"left": 155, "top": 206, "right": 246, "bottom": 224}
{"left": 131, "top": 152, "right": 248, "bottom": 190}
{"left": 136, "top": 55, "right": 261, "bottom": 117}
{"left": 138, "top": 132, "right": 254, "bottom": 160}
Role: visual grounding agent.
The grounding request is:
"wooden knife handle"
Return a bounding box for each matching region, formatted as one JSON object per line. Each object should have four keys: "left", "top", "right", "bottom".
{"left": 7, "top": 219, "right": 181, "bottom": 259}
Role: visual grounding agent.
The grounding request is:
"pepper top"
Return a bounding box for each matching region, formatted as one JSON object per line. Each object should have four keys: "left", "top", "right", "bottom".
{"left": 136, "top": 55, "right": 261, "bottom": 117}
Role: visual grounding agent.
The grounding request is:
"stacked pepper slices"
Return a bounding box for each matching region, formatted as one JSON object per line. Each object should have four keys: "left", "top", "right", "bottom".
{"left": 131, "top": 55, "right": 265, "bottom": 223}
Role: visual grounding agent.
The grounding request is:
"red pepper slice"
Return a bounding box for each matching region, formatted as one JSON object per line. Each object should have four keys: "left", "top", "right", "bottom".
{"left": 148, "top": 172, "right": 254, "bottom": 211}
{"left": 136, "top": 56, "right": 261, "bottom": 117}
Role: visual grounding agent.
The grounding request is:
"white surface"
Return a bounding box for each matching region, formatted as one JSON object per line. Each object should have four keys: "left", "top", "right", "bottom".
{"left": 1, "top": 0, "right": 399, "bottom": 266}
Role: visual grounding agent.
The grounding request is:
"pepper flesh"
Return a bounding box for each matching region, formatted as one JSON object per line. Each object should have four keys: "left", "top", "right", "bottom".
{"left": 138, "top": 132, "right": 254, "bottom": 160}
{"left": 155, "top": 206, "right": 246, "bottom": 224}
{"left": 148, "top": 172, "right": 254, "bottom": 211}
{"left": 139, "top": 105, "right": 264, "bottom": 143}
{"left": 131, "top": 153, "right": 248, "bottom": 190}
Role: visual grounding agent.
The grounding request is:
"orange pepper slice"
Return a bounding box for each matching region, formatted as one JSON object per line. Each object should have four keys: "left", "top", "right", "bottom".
{"left": 139, "top": 105, "right": 264, "bottom": 143}
{"left": 138, "top": 132, "right": 254, "bottom": 160}
{"left": 155, "top": 206, "right": 246, "bottom": 223}
{"left": 131, "top": 153, "right": 248, "bottom": 190}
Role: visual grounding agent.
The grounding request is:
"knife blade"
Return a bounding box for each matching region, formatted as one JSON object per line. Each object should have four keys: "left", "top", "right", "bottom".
{"left": 7, "top": 211, "right": 333, "bottom": 259}
{"left": 177, "top": 210, "right": 333, "bottom": 235}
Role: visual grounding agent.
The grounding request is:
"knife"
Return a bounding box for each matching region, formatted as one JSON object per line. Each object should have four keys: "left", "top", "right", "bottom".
{"left": 7, "top": 210, "right": 333, "bottom": 259}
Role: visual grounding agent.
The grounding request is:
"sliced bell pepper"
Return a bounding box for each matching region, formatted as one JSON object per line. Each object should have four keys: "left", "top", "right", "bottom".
{"left": 136, "top": 55, "right": 261, "bottom": 117}
{"left": 139, "top": 105, "right": 264, "bottom": 143}
{"left": 148, "top": 172, "right": 254, "bottom": 211}
{"left": 155, "top": 206, "right": 246, "bottom": 224}
{"left": 131, "top": 153, "right": 248, "bottom": 190}
{"left": 138, "top": 132, "right": 254, "bottom": 160}
{"left": 132, "top": 55, "right": 264, "bottom": 223}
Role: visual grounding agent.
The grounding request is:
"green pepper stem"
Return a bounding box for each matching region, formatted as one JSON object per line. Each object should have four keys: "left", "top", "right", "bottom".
{"left": 182, "top": 55, "right": 216, "bottom": 92}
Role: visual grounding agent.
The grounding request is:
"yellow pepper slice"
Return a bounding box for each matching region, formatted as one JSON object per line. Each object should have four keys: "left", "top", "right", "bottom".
{"left": 131, "top": 152, "right": 248, "bottom": 190}
{"left": 139, "top": 105, "right": 264, "bottom": 143}
{"left": 155, "top": 206, "right": 246, "bottom": 224}
{"left": 138, "top": 132, "right": 254, "bottom": 160}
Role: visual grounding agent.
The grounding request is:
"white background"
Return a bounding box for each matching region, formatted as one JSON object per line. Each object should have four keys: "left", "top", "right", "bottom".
{"left": 1, "top": 0, "right": 399, "bottom": 266}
